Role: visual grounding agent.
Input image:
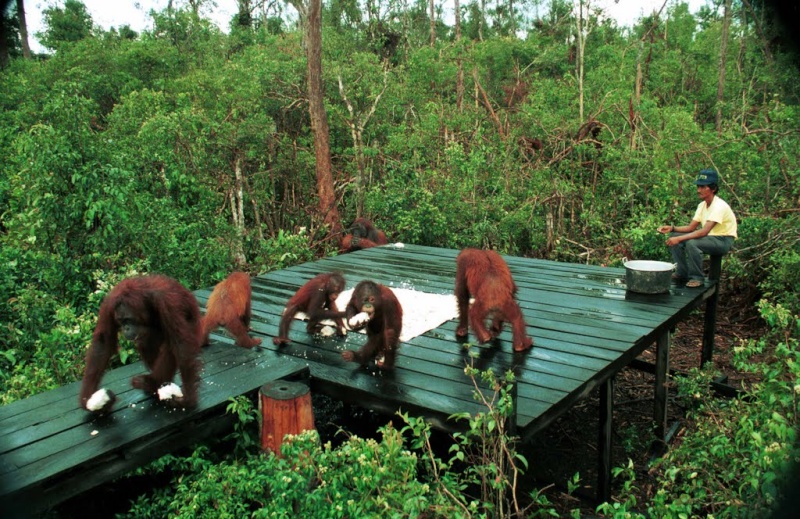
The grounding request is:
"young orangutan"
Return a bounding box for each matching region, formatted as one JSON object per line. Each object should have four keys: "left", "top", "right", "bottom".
{"left": 341, "top": 280, "right": 403, "bottom": 370}
{"left": 201, "top": 272, "right": 262, "bottom": 349}
{"left": 273, "top": 273, "right": 347, "bottom": 345}
{"left": 455, "top": 248, "right": 533, "bottom": 352}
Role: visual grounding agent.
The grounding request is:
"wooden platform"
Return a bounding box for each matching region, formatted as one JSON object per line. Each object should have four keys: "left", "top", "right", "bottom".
{"left": 200, "top": 244, "right": 719, "bottom": 501}
{"left": 0, "top": 244, "right": 720, "bottom": 514}
{"left": 203, "top": 245, "right": 717, "bottom": 436}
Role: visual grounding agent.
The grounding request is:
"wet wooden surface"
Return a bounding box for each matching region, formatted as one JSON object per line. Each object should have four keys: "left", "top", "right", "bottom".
{"left": 0, "top": 244, "right": 718, "bottom": 514}
{"left": 197, "top": 244, "right": 716, "bottom": 439}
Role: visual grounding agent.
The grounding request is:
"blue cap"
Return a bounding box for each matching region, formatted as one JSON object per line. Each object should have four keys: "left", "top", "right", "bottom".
{"left": 694, "top": 169, "right": 718, "bottom": 185}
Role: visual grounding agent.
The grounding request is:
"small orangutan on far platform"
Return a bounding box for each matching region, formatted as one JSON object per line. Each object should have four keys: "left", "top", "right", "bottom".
{"left": 340, "top": 218, "right": 389, "bottom": 253}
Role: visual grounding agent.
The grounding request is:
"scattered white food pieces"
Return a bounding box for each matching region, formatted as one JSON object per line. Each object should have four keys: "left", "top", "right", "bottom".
{"left": 319, "top": 325, "right": 336, "bottom": 337}
{"left": 91, "top": 430, "right": 99, "bottom": 436}
{"left": 349, "top": 312, "right": 370, "bottom": 328}
{"left": 86, "top": 389, "right": 111, "bottom": 411}
{"left": 158, "top": 383, "right": 184, "bottom": 401}
{"left": 393, "top": 242, "right": 405, "bottom": 248}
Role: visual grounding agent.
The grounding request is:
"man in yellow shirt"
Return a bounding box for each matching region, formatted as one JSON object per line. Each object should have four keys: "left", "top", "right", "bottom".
{"left": 658, "top": 169, "right": 737, "bottom": 288}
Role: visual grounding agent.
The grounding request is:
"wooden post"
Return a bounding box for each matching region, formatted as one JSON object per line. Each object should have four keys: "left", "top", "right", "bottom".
{"left": 597, "top": 376, "right": 614, "bottom": 504}
{"left": 654, "top": 330, "right": 670, "bottom": 441}
{"left": 259, "top": 380, "right": 315, "bottom": 456}
{"left": 701, "top": 255, "right": 723, "bottom": 366}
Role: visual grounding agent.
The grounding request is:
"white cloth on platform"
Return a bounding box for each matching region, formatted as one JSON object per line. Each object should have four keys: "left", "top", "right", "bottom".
{"left": 294, "top": 287, "right": 458, "bottom": 342}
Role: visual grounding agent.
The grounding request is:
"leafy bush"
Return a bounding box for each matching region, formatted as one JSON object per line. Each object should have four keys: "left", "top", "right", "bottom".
{"left": 598, "top": 301, "right": 800, "bottom": 518}
{"left": 115, "top": 361, "right": 567, "bottom": 518}
{"left": 252, "top": 228, "right": 316, "bottom": 271}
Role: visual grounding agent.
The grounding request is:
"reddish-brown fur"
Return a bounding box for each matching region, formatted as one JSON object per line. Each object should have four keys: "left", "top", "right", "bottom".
{"left": 455, "top": 249, "right": 533, "bottom": 352}
{"left": 79, "top": 275, "right": 203, "bottom": 412}
{"left": 342, "top": 280, "right": 403, "bottom": 369}
{"left": 340, "top": 218, "right": 388, "bottom": 253}
{"left": 273, "top": 273, "right": 347, "bottom": 345}
{"left": 201, "top": 272, "right": 262, "bottom": 348}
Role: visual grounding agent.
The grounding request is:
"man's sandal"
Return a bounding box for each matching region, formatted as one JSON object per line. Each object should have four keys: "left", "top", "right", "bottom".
{"left": 685, "top": 280, "right": 703, "bottom": 288}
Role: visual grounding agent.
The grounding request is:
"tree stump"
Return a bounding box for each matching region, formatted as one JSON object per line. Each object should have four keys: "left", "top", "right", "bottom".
{"left": 259, "top": 380, "right": 315, "bottom": 456}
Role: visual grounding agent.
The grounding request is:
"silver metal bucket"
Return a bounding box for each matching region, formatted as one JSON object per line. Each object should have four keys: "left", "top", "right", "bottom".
{"left": 622, "top": 259, "right": 676, "bottom": 294}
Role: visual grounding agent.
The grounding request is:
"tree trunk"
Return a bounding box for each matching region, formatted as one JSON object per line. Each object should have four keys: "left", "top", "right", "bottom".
{"left": 715, "top": 0, "right": 731, "bottom": 135}
{"left": 17, "top": 0, "right": 31, "bottom": 58}
{"left": 509, "top": 0, "right": 515, "bottom": 35}
{"left": 429, "top": 0, "right": 436, "bottom": 46}
{"left": 298, "top": 0, "right": 341, "bottom": 236}
{"left": 455, "top": 0, "right": 463, "bottom": 111}
{"left": 741, "top": 0, "right": 773, "bottom": 64}
{"left": 479, "top": 0, "right": 485, "bottom": 41}
{"left": 236, "top": 0, "right": 253, "bottom": 28}
{"left": 575, "top": 0, "right": 590, "bottom": 123}
{"left": 337, "top": 69, "right": 389, "bottom": 216}
{"left": 232, "top": 156, "right": 247, "bottom": 267}
{"left": 631, "top": 41, "right": 644, "bottom": 150}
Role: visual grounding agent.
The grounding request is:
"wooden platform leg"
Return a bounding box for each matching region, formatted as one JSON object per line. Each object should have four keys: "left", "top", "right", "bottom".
{"left": 701, "top": 287, "right": 719, "bottom": 366}
{"left": 654, "top": 330, "right": 670, "bottom": 441}
{"left": 507, "top": 381, "right": 518, "bottom": 437}
{"left": 259, "top": 380, "right": 316, "bottom": 456}
{"left": 701, "top": 255, "right": 722, "bottom": 366}
{"left": 598, "top": 376, "right": 614, "bottom": 504}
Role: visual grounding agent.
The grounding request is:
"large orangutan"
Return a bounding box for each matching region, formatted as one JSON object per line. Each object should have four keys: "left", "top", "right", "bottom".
{"left": 273, "top": 273, "right": 347, "bottom": 345}
{"left": 201, "top": 271, "right": 262, "bottom": 348}
{"left": 341, "top": 280, "right": 403, "bottom": 370}
{"left": 455, "top": 248, "right": 533, "bottom": 352}
{"left": 79, "top": 275, "right": 203, "bottom": 413}
{"left": 340, "top": 218, "right": 389, "bottom": 253}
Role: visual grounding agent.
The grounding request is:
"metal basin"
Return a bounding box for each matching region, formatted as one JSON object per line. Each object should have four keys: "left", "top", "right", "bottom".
{"left": 622, "top": 259, "right": 675, "bottom": 294}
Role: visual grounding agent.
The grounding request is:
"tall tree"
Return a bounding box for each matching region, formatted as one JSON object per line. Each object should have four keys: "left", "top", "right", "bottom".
{"left": 16, "top": 0, "right": 29, "bottom": 57}
{"left": 478, "top": 0, "right": 485, "bottom": 40}
{"left": 0, "top": 0, "right": 11, "bottom": 67}
{"left": 455, "top": 0, "right": 464, "bottom": 110}
{"left": 0, "top": 0, "right": 31, "bottom": 66}
{"left": 236, "top": 0, "right": 253, "bottom": 28}
{"left": 289, "top": 0, "right": 342, "bottom": 238}
{"left": 429, "top": 0, "right": 436, "bottom": 45}
{"left": 337, "top": 66, "right": 389, "bottom": 216}
{"left": 716, "top": 0, "right": 732, "bottom": 135}
{"left": 573, "top": 0, "right": 594, "bottom": 123}
{"left": 39, "top": 0, "right": 92, "bottom": 51}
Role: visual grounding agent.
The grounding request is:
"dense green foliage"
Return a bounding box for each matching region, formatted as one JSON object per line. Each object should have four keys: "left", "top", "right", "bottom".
{"left": 121, "top": 359, "right": 555, "bottom": 518}
{"left": 1, "top": 1, "right": 799, "bottom": 517}
{"left": 600, "top": 301, "right": 800, "bottom": 518}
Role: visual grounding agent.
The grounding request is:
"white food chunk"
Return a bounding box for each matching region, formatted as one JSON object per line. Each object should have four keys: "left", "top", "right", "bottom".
{"left": 158, "top": 383, "right": 184, "bottom": 400}
{"left": 86, "top": 389, "right": 111, "bottom": 411}
{"left": 349, "top": 312, "right": 370, "bottom": 328}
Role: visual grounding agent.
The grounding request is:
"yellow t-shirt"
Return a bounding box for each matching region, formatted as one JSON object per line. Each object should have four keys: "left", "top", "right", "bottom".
{"left": 693, "top": 196, "right": 737, "bottom": 238}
